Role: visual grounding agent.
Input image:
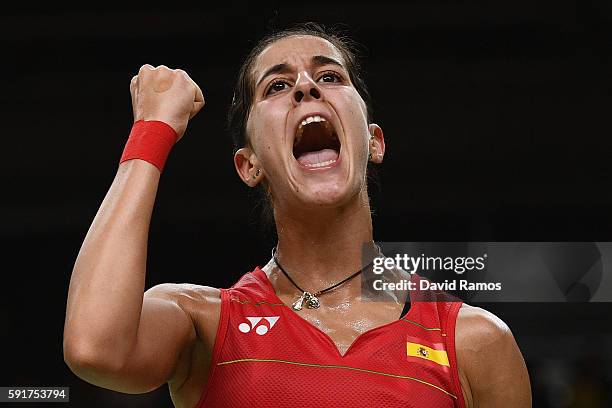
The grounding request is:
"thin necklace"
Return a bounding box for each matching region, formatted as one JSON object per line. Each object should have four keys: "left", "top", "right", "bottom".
{"left": 271, "top": 243, "right": 382, "bottom": 311}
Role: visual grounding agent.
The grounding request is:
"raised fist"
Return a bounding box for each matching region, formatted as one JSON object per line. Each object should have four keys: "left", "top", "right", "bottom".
{"left": 130, "top": 64, "right": 204, "bottom": 141}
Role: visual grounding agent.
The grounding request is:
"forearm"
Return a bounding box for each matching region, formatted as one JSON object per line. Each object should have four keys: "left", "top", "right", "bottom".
{"left": 64, "top": 159, "right": 160, "bottom": 367}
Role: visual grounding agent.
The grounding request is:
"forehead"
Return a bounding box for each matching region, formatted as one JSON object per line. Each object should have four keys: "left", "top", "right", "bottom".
{"left": 253, "top": 35, "right": 345, "bottom": 80}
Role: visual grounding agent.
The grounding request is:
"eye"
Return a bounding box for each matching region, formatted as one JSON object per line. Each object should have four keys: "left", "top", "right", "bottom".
{"left": 265, "top": 79, "right": 291, "bottom": 96}
{"left": 318, "top": 72, "right": 342, "bottom": 83}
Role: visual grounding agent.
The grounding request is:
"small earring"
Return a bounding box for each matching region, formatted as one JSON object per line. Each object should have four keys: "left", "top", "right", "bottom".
{"left": 252, "top": 169, "right": 261, "bottom": 179}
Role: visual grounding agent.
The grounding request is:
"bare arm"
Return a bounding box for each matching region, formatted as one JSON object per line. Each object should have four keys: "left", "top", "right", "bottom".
{"left": 63, "top": 65, "right": 205, "bottom": 393}
{"left": 456, "top": 304, "right": 532, "bottom": 408}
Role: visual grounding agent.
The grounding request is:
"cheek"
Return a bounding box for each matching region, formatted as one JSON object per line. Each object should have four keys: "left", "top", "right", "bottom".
{"left": 333, "top": 88, "right": 369, "bottom": 140}
{"left": 249, "top": 101, "right": 290, "bottom": 148}
{"left": 337, "top": 87, "right": 368, "bottom": 119}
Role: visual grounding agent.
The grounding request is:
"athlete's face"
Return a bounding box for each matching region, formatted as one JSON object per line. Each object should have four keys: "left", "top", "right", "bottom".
{"left": 234, "top": 35, "right": 384, "bottom": 212}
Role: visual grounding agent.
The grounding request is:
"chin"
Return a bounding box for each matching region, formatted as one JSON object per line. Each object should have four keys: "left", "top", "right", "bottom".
{"left": 295, "top": 180, "right": 359, "bottom": 209}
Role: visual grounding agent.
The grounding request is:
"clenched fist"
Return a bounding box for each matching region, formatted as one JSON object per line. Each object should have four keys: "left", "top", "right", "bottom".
{"left": 130, "top": 64, "right": 204, "bottom": 141}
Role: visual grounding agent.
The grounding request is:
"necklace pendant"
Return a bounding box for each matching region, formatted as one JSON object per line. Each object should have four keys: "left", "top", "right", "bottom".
{"left": 306, "top": 293, "right": 320, "bottom": 309}
{"left": 292, "top": 292, "right": 308, "bottom": 311}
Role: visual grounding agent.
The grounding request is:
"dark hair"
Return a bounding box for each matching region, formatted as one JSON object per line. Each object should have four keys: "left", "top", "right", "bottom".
{"left": 227, "top": 23, "right": 378, "bottom": 232}
{"left": 227, "top": 22, "right": 373, "bottom": 153}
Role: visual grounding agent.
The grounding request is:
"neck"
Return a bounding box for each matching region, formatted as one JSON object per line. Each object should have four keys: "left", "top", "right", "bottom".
{"left": 272, "top": 192, "right": 375, "bottom": 292}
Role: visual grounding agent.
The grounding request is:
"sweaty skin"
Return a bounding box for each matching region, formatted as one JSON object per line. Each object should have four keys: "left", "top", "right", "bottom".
{"left": 64, "top": 36, "right": 531, "bottom": 408}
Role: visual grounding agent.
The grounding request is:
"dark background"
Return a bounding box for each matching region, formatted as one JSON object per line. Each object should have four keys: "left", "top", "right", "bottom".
{"left": 2, "top": 1, "right": 612, "bottom": 407}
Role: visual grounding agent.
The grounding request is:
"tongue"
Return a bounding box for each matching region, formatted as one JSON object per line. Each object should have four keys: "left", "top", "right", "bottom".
{"left": 296, "top": 148, "right": 339, "bottom": 166}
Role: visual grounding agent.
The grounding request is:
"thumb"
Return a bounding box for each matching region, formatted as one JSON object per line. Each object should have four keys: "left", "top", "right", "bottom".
{"left": 189, "top": 84, "right": 205, "bottom": 119}
{"left": 129, "top": 75, "right": 139, "bottom": 122}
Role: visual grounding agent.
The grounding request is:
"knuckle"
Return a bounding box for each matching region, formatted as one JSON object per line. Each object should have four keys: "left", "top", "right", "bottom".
{"left": 179, "top": 74, "right": 192, "bottom": 85}
{"left": 139, "top": 64, "right": 153, "bottom": 73}
{"left": 174, "top": 68, "right": 191, "bottom": 80}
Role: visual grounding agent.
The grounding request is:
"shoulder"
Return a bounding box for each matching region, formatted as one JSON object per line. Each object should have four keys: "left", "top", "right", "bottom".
{"left": 455, "top": 303, "right": 518, "bottom": 368}
{"left": 454, "top": 304, "right": 531, "bottom": 407}
{"left": 456, "top": 303, "right": 511, "bottom": 344}
{"left": 146, "top": 283, "right": 223, "bottom": 344}
{"left": 145, "top": 283, "right": 222, "bottom": 320}
{"left": 146, "top": 283, "right": 221, "bottom": 305}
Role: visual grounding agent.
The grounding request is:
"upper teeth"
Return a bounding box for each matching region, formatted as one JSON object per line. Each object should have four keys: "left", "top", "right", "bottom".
{"left": 295, "top": 115, "right": 327, "bottom": 143}
{"left": 300, "top": 115, "right": 326, "bottom": 128}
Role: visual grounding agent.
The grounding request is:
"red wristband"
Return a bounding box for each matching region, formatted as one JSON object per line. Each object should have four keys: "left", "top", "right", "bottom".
{"left": 119, "top": 120, "right": 178, "bottom": 172}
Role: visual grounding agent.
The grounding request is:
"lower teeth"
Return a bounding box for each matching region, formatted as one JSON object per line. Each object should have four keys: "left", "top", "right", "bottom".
{"left": 304, "top": 159, "right": 336, "bottom": 168}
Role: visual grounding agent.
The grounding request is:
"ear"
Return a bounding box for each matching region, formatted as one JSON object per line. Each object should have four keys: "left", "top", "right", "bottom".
{"left": 234, "top": 147, "right": 263, "bottom": 187}
{"left": 368, "top": 123, "right": 385, "bottom": 164}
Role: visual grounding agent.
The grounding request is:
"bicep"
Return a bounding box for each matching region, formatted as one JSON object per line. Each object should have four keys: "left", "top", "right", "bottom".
{"left": 456, "top": 306, "right": 531, "bottom": 407}
{"left": 91, "top": 284, "right": 198, "bottom": 394}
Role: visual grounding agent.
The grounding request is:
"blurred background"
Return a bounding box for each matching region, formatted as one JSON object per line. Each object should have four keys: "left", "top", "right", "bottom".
{"left": 1, "top": 1, "right": 612, "bottom": 406}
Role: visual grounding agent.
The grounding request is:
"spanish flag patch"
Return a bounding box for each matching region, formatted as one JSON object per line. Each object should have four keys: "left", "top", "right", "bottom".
{"left": 406, "top": 337, "right": 450, "bottom": 368}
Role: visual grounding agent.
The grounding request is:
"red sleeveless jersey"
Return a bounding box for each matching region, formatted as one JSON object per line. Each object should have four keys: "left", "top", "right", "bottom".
{"left": 195, "top": 267, "right": 466, "bottom": 408}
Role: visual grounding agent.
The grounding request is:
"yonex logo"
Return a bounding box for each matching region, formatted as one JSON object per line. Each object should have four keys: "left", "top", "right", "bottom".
{"left": 238, "top": 316, "right": 280, "bottom": 335}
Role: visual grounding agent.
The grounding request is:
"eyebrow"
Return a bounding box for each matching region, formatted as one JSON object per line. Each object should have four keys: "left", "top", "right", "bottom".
{"left": 255, "top": 55, "right": 345, "bottom": 88}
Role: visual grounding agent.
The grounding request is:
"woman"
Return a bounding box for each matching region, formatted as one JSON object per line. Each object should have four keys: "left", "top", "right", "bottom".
{"left": 63, "top": 24, "right": 531, "bottom": 407}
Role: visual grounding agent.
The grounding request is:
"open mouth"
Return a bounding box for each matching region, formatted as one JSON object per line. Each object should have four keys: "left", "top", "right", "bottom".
{"left": 293, "top": 115, "right": 341, "bottom": 168}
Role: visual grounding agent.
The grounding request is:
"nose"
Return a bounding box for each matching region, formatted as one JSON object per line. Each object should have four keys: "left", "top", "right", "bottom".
{"left": 292, "top": 73, "right": 321, "bottom": 105}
